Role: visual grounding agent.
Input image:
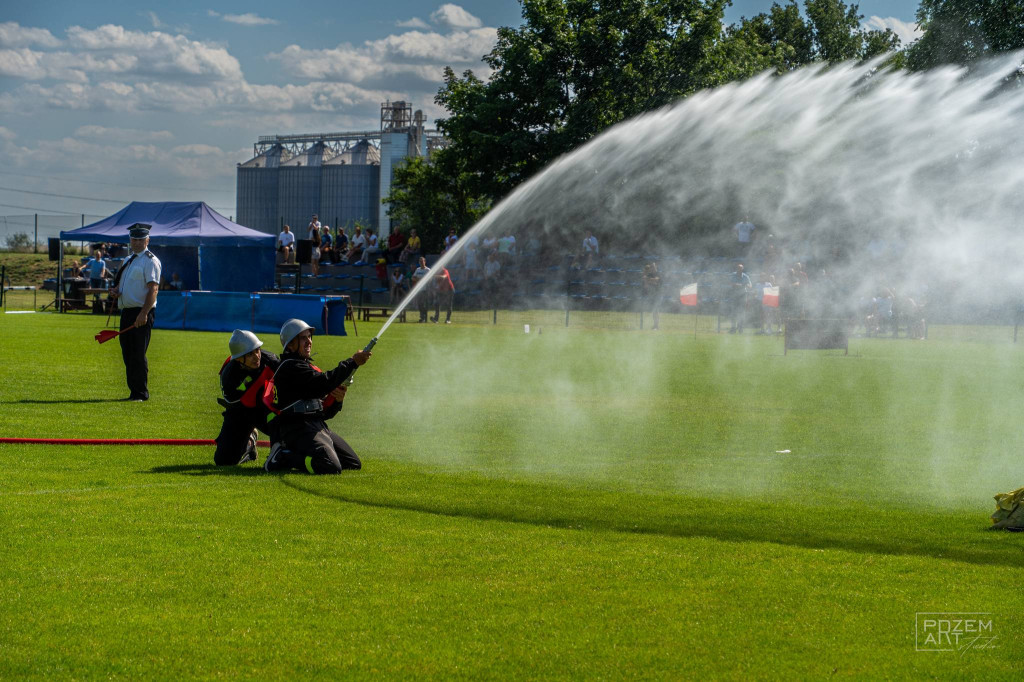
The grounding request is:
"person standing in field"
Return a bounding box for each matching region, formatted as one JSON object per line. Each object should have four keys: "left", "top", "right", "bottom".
{"left": 642, "top": 262, "right": 662, "bottom": 330}
{"left": 411, "top": 256, "right": 431, "bottom": 323}
{"left": 110, "top": 223, "right": 161, "bottom": 402}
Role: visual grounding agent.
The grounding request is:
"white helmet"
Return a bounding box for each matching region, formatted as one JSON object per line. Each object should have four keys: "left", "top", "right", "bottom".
{"left": 228, "top": 329, "right": 262, "bottom": 360}
{"left": 280, "top": 318, "right": 313, "bottom": 350}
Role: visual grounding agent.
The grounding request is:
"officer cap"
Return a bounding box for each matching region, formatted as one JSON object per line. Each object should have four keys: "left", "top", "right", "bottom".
{"left": 280, "top": 318, "right": 313, "bottom": 350}
{"left": 228, "top": 329, "right": 263, "bottom": 360}
{"left": 128, "top": 223, "right": 152, "bottom": 239}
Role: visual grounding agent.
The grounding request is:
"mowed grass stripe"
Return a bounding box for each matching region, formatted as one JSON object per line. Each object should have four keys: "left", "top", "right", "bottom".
{"left": 0, "top": 312, "right": 1021, "bottom": 677}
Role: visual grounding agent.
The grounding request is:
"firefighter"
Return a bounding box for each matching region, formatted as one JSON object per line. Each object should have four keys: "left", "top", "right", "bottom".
{"left": 214, "top": 329, "right": 281, "bottom": 466}
{"left": 263, "top": 319, "right": 371, "bottom": 474}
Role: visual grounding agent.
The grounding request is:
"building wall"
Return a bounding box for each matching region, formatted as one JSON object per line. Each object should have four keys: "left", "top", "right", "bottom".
{"left": 321, "top": 165, "right": 380, "bottom": 232}
{"left": 276, "top": 166, "right": 322, "bottom": 234}
{"left": 378, "top": 131, "right": 408, "bottom": 237}
{"left": 236, "top": 167, "right": 279, "bottom": 235}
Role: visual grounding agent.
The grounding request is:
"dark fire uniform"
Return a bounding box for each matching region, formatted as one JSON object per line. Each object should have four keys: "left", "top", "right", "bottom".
{"left": 214, "top": 351, "right": 281, "bottom": 465}
{"left": 268, "top": 351, "right": 361, "bottom": 474}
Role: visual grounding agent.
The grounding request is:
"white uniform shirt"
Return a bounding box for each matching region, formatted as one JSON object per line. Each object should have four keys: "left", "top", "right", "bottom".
{"left": 118, "top": 250, "right": 162, "bottom": 309}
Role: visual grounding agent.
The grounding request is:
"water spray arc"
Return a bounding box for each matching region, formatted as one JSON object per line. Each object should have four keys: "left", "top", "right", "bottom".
{"left": 375, "top": 50, "right": 1024, "bottom": 334}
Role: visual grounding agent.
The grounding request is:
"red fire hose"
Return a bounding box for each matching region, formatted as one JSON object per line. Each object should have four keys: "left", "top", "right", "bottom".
{"left": 0, "top": 438, "right": 271, "bottom": 446}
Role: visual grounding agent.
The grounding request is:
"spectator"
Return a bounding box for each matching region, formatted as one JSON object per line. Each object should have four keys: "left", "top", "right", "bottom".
{"left": 375, "top": 258, "right": 388, "bottom": 287}
{"left": 307, "top": 220, "right": 321, "bottom": 275}
{"left": 411, "top": 256, "right": 431, "bottom": 323}
{"left": 346, "top": 226, "right": 365, "bottom": 262}
{"left": 386, "top": 229, "right": 406, "bottom": 264}
{"left": 733, "top": 217, "right": 756, "bottom": 257}
{"left": 69, "top": 259, "right": 83, "bottom": 278}
{"left": 582, "top": 231, "right": 599, "bottom": 269}
{"left": 362, "top": 229, "right": 381, "bottom": 263}
{"left": 277, "top": 225, "right": 295, "bottom": 264}
{"left": 729, "top": 263, "right": 752, "bottom": 333}
{"left": 497, "top": 234, "right": 516, "bottom": 265}
{"left": 463, "top": 241, "right": 480, "bottom": 280}
{"left": 335, "top": 226, "right": 348, "bottom": 259}
{"left": 86, "top": 251, "right": 108, "bottom": 288}
{"left": 307, "top": 214, "right": 321, "bottom": 238}
{"left": 444, "top": 228, "right": 458, "bottom": 253}
{"left": 758, "top": 273, "right": 780, "bottom": 335}
{"left": 404, "top": 228, "right": 421, "bottom": 267}
{"left": 642, "top": 262, "right": 662, "bottom": 330}
{"left": 389, "top": 267, "right": 408, "bottom": 304}
{"left": 320, "top": 226, "right": 334, "bottom": 264}
{"left": 483, "top": 251, "right": 501, "bottom": 305}
{"left": 432, "top": 266, "right": 455, "bottom": 324}
{"left": 170, "top": 272, "right": 183, "bottom": 291}
{"left": 482, "top": 234, "right": 498, "bottom": 256}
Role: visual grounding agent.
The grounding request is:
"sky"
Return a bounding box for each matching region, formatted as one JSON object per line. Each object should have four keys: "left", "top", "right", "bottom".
{"left": 0, "top": 1, "right": 923, "bottom": 220}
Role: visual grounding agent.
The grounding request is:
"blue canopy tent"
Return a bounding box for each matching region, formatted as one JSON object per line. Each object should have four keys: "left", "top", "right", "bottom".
{"left": 59, "top": 201, "right": 275, "bottom": 292}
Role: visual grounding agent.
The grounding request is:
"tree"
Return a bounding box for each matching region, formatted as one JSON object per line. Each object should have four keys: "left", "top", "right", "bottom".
{"left": 435, "top": 0, "right": 731, "bottom": 203}
{"left": 383, "top": 151, "right": 491, "bottom": 253}
{"left": 908, "top": 0, "right": 1024, "bottom": 70}
{"left": 723, "top": 0, "right": 900, "bottom": 75}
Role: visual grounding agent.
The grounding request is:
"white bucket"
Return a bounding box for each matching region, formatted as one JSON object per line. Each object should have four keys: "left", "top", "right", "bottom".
{"left": 524, "top": 324, "right": 530, "bottom": 334}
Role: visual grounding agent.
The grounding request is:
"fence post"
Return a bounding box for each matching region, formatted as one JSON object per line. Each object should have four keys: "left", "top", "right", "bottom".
{"left": 34, "top": 214, "right": 38, "bottom": 254}
{"left": 0, "top": 265, "right": 5, "bottom": 308}
{"left": 565, "top": 264, "right": 570, "bottom": 328}
{"left": 493, "top": 308, "right": 497, "bottom": 325}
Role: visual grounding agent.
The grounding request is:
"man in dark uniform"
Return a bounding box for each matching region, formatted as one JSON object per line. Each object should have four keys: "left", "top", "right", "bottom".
{"left": 215, "top": 329, "right": 282, "bottom": 466}
{"left": 110, "top": 223, "right": 161, "bottom": 401}
{"left": 264, "top": 319, "right": 371, "bottom": 474}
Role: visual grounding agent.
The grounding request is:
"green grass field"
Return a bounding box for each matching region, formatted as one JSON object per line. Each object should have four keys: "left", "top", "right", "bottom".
{"left": 1, "top": 311, "right": 1022, "bottom": 678}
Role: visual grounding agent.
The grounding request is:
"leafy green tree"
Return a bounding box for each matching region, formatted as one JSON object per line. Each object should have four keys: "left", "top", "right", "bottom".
{"left": 724, "top": 0, "right": 900, "bottom": 75}
{"left": 383, "top": 151, "right": 491, "bottom": 252}
{"left": 436, "top": 0, "right": 730, "bottom": 203}
{"left": 907, "top": 0, "right": 1024, "bottom": 70}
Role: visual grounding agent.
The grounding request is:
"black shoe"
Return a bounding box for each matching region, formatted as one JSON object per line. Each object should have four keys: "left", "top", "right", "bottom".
{"left": 127, "top": 394, "right": 148, "bottom": 402}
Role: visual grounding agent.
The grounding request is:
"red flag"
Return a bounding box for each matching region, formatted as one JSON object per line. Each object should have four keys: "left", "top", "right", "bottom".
{"left": 762, "top": 286, "right": 780, "bottom": 308}
{"left": 679, "top": 283, "right": 698, "bottom": 307}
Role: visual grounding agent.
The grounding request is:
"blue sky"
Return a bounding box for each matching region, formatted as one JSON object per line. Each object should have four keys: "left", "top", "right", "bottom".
{"left": 0, "top": 1, "right": 922, "bottom": 218}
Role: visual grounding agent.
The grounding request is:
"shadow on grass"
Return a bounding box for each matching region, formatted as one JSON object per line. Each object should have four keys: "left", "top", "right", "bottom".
{"left": 13, "top": 398, "right": 128, "bottom": 404}
{"left": 278, "top": 474, "right": 1021, "bottom": 569}
{"left": 145, "top": 463, "right": 265, "bottom": 477}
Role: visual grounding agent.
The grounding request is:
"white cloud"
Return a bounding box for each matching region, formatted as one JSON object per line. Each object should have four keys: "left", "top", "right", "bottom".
{"left": 397, "top": 17, "right": 431, "bottom": 30}
{"left": 0, "top": 126, "right": 15, "bottom": 141}
{"left": 75, "top": 125, "right": 174, "bottom": 141}
{"left": 0, "top": 22, "right": 61, "bottom": 48}
{"left": 430, "top": 4, "right": 482, "bottom": 30}
{"left": 143, "top": 11, "right": 191, "bottom": 34}
{"left": 270, "top": 27, "right": 497, "bottom": 89}
{"left": 863, "top": 16, "right": 923, "bottom": 46}
{"left": 221, "top": 13, "right": 279, "bottom": 27}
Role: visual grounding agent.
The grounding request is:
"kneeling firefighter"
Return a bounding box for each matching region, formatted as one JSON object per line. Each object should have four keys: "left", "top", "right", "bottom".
{"left": 214, "top": 329, "right": 281, "bottom": 465}
{"left": 263, "top": 318, "right": 371, "bottom": 474}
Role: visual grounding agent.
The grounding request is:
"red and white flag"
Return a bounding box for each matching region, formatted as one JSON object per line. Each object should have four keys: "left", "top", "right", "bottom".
{"left": 762, "top": 285, "right": 780, "bottom": 308}
{"left": 679, "top": 283, "right": 698, "bottom": 307}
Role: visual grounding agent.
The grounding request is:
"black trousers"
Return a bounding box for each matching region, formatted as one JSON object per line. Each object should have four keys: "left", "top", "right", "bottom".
{"left": 280, "top": 419, "right": 361, "bottom": 474}
{"left": 214, "top": 408, "right": 278, "bottom": 466}
{"left": 119, "top": 308, "right": 153, "bottom": 399}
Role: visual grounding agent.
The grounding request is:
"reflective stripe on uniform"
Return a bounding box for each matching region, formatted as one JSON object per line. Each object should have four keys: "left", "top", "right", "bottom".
{"left": 304, "top": 456, "right": 315, "bottom": 474}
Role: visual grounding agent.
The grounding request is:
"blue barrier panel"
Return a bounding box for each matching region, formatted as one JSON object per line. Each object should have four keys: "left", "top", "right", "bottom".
{"left": 323, "top": 299, "right": 349, "bottom": 336}
{"left": 155, "top": 291, "right": 188, "bottom": 329}
{"left": 253, "top": 293, "right": 345, "bottom": 337}
{"left": 152, "top": 292, "right": 345, "bottom": 336}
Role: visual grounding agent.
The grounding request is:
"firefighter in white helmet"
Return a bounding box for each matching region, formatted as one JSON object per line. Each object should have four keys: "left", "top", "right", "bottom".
{"left": 263, "top": 319, "right": 371, "bottom": 473}
{"left": 214, "top": 329, "right": 282, "bottom": 466}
